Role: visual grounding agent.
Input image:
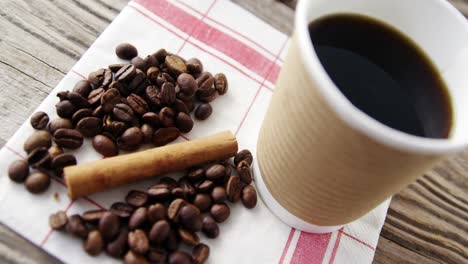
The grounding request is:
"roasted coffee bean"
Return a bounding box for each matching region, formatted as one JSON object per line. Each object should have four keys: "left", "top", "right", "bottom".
{"left": 226, "top": 175, "right": 241, "bottom": 203}
{"left": 167, "top": 198, "right": 186, "bottom": 222}
{"left": 176, "top": 91, "right": 193, "bottom": 102}
{"left": 84, "top": 230, "right": 104, "bottom": 256}
{"left": 144, "top": 86, "right": 163, "bottom": 108}
{"left": 147, "top": 66, "right": 160, "bottom": 83}
{"left": 88, "top": 68, "right": 106, "bottom": 88}
{"left": 242, "top": 185, "right": 257, "bottom": 209}
{"left": 159, "top": 176, "right": 178, "bottom": 189}
{"left": 197, "top": 180, "right": 214, "bottom": 193}
{"left": 237, "top": 160, "right": 253, "bottom": 184}
{"left": 55, "top": 100, "right": 77, "bottom": 118}
{"left": 205, "top": 164, "right": 225, "bottom": 180}
{"left": 176, "top": 73, "right": 196, "bottom": 96}
{"left": 187, "top": 168, "right": 204, "bottom": 183}
{"left": 71, "top": 108, "right": 93, "bottom": 124}
{"left": 51, "top": 153, "right": 77, "bottom": 175}
{"left": 82, "top": 209, "right": 107, "bottom": 224}
{"left": 179, "top": 204, "right": 202, "bottom": 232}
{"left": 211, "top": 186, "right": 227, "bottom": 203}
{"left": 186, "top": 58, "right": 203, "bottom": 74}
{"left": 157, "top": 72, "right": 175, "bottom": 87}
{"left": 201, "top": 215, "right": 219, "bottom": 238}
{"left": 106, "top": 229, "right": 129, "bottom": 258}
{"left": 171, "top": 187, "right": 184, "bottom": 199}
{"left": 109, "top": 63, "right": 126, "bottom": 72}
{"left": 88, "top": 88, "right": 105, "bottom": 106}
{"left": 144, "top": 54, "right": 159, "bottom": 67}
{"left": 158, "top": 107, "right": 175, "bottom": 127}
{"left": 175, "top": 112, "right": 193, "bottom": 133}
{"left": 116, "top": 43, "right": 138, "bottom": 60}
{"left": 179, "top": 178, "right": 196, "bottom": 199}
{"left": 214, "top": 73, "right": 228, "bottom": 95}
{"left": 147, "top": 184, "right": 171, "bottom": 201}
{"left": 153, "top": 127, "right": 180, "bottom": 147}
{"left": 124, "top": 250, "right": 148, "bottom": 264}
{"left": 8, "top": 160, "right": 29, "bottom": 183}
{"left": 210, "top": 203, "right": 230, "bottom": 223}
{"left": 76, "top": 117, "right": 102, "bottom": 137}
{"left": 149, "top": 220, "right": 170, "bottom": 244}
{"left": 48, "top": 145, "right": 64, "bottom": 160}
{"left": 127, "top": 94, "right": 149, "bottom": 115}
{"left": 99, "top": 212, "right": 120, "bottom": 241}
{"left": 66, "top": 215, "right": 89, "bottom": 238}
{"left": 194, "top": 103, "right": 212, "bottom": 120}
{"left": 178, "top": 228, "right": 199, "bottom": 246}
{"left": 126, "top": 190, "right": 149, "bottom": 208}
{"left": 53, "top": 128, "right": 84, "bottom": 149}
{"left": 30, "top": 111, "right": 49, "bottom": 130}
{"left": 24, "top": 130, "right": 52, "bottom": 153}
{"left": 67, "top": 92, "right": 90, "bottom": 109}
{"left": 147, "top": 248, "right": 167, "bottom": 263}
{"left": 193, "top": 194, "right": 212, "bottom": 212}
{"left": 92, "top": 105, "right": 106, "bottom": 118}
{"left": 57, "top": 91, "right": 70, "bottom": 101}
{"left": 168, "top": 251, "right": 191, "bottom": 264}
{"left": 118, "top": 127, "right": 143, "bottom": 151}
{"left": 224, "top": 163, "right": 233, "bottom": 180}
{"left": 234, "top": 149, "right": 253, "bottom": 166}
{"left": 192, "top": 243, "right": 210, "bottom": 264}
{"left": 196, "top": 72, "right": 214, "bottom": 90}
{"left": 173, "top": 99, "right": 190, "bottom": 115}
{"left": 49, "top": 210, "right": 68, "bottom": 230}
{"left": 131, "top": 56, "right": 148, "bottom": 72}
{"left": 140, "top": 124, "right": 153, "bottom": 144}
{"left": 73, "top": 80, "right": 92, "bottom": 97}
{"left": 101, "top": 88, "right": 121, "bottom": 113}
{"left": 115, "top": 64, "right": 137, "bottom": 82}
{"left": 141, "top": 112, "right": 159, "bottom": 127}
{"left": 27, "top": 147, "right": 51, "bottom": 169}
{"left": 110, "top": 202, "right": 134, "bottom": 219}
{"left": 129, "top": 207, "right": 147, "bottom": 230}
{"left": 48, "top": 118, "right": 73, "bottom": 134}
{"left": 147, "top": 203, "right": 166, "bottom": 224}
{"left": 128, "top": 229, "right": 149, "bottom": 254}
{"left": 113, "top": 103, "right": 136, "bottom": 124}
{"left": 153, "top": 49, "right": 167, "bottom": 63}
{"left": 165, "top": 55, "right": 187, "bottom": 76}
{"left": 165, "top": 230, "right": 179, "bottom": 251}
{"left": 161, "top": 82, "right": 176, "bottom": 105}
{"left": 184, "top": 99, "right": 195, "bottom": 112}
{"left": 92, "top": 134, "right": 118, "bottom": 157}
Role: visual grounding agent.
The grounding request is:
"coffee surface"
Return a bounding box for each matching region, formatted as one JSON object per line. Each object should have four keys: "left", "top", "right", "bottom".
{"left": 309, "top": 14, "right": 452, "bottom": 138}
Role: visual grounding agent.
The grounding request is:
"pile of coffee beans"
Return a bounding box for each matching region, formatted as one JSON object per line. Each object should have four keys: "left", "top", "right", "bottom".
{"left": 8, "top": 43, "right": 228, "bottom": 194}
{"left": 49, "top": 150, "right": 257, "bottom": 264}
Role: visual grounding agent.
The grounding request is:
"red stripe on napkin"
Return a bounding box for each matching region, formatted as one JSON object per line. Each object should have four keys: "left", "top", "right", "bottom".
{"left": 289, "top": 232, "right": 332, "bottom": 264}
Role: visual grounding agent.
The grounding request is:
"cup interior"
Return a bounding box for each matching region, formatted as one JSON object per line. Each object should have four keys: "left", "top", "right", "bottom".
{"left": 296, "top": 0, "right": 468, "bottom": 154}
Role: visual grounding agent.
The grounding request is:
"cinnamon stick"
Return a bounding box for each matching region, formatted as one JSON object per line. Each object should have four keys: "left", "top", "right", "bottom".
{"left": 64, "top": 131, "right": 237, "bottom": 199}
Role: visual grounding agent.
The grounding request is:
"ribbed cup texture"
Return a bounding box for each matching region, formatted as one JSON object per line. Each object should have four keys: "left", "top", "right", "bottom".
{"left": 257, "top": 34, "right": 445, "bottom": 226}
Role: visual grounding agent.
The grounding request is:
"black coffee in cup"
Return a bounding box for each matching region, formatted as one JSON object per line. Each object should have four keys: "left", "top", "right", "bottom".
{"left": 309, "top": 14, "right": 452, "bottom": 138}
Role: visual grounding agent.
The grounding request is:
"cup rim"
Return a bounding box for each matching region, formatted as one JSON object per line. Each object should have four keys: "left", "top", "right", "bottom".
{"left": 295, "top": 0, "right": 468, "bottom": 154}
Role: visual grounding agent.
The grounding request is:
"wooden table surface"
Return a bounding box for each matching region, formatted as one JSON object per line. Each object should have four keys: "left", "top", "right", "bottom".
{"left": 0, "top": 0, "right": 466, "bottom": 263}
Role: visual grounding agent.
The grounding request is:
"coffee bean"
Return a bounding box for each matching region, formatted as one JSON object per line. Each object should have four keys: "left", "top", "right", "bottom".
{"left": 169, "top": 251, "right": 191, "bottom": 264}
{"left": 51, "top": 153, "right": 77, "bottom": 175}
{"left": 173, "top": 99, "right": 190, "bottom": 115}
{"left": 92, "top": 134, "right": 118, "bottom": 157}
{"left": 127, "top": 94, "right": 149, "bottom": 115}
{"left": 167, "top": 198, "right": 186, "bottom": 222}
{"left": 194, "top": 103, "right": 212, "bottom": 120}
{"left": 30, "top": 111, "right": 49, "bottom": 130}
{"left": 84, "top": 230, "right": 104, "bottom": 256}
{"left": 176, "top": 73, "right": 196, "bottom": 96}
{"left": 171, "top": 187, "right": 184, "bottom": 199}
{"left": 115, "top": 64, "right": 137, "bottom": 82}
{"left": 234, "top": 149, "right": 253, "bottom": 166}
{"left": 211, "top": 186, "right": 227, "bottom": 203}
{"left": 161, "top": 82, "right": 176, "bottom": 105}
{"left": 101, "top": 88, "right": 121, "bottom": 113}
{"left": 129, "top": 207, "right": 147, "bottom": 230}
{"left": 214, "top": 73, "right": 228, "bottom": 95}
{"left": 187, "top": 168, "right": 204, "bottom": 183}
{"left": 24, "top": 130, "right": 52, "bottom": 153}
{"left": 226, "top": 175, "right": 241, "bottom": 203}
{"left": 197, "top": 180, "right": 214, "bottom": 193}
{"left": 88, "top": 88, "right": 105, "bottom": 106}
{"left": 158, "top": 107, "right": 175, "bottom": 127}
{"left": 49, "top": 210, "right": 68, "bottom": 230}
{"left": 106, "top": 229, "right": 128, "bottom": 258}
{"left": 118, "top": 127, "right": 143, "bottom": 151}
{"left": 165, "top": 55, "right": 187, "bottom": 76}
{"left": 47, "top": 146, "right": 64, "bottom": 161}
{"left": 152, "top": 49, "right": 167, "bottom": 63}
{"left": 67, "top": 92, "right": 90, "bottom": 109}
{"left": 107, "top": 121, "right": 128, "bottom": 138}
{"left": 53, "top": 128, "right": 84, "bottom": 149}
{"left": 159, "top": 176, "right": 178, "bottom": 189}
{"left": 201, "top": 215, "right": 219, "bottom": 238}
{"left": 197, "top": 88, "right": 218, "bottom": 103}
{"left": 142, "top": 112, "right": 160, "bottom": 127}
{"left": 205, "top": 164, "right": 225, "bottom": 180}
{"left": 237, "top": 160, "right": 253, "bottom": 184}
{"left": 179, "top": 178, "right": 196, "bottom": 199}
{"left": 178, "top": 228, "right": 199, "bottom": 246}
{"left": 147, "top": 203, "right": 166, "bottom": 224}
{"left": 131, "top": 56, "right": 148, "bottom": 72}
{"left": 186, "top": 58, "right": 203, "bottom": 74}
{"left": 88, "top": 68, "right": 106, "bottom": 88}
{"left": 184, "top": 99, "right": 195, "bottom": 112}
{"left": 109, "top": 63, "right": 126, "bottom": 72}
{"left": 242, "top": 185, "right": 257, "bottom": 209}
{"left": 110, "top": 202, "right": 134, "bottom": 219}
{"left": 113, "top": 103, "right": 136, "bottom": 124}
{"left": 124, "top": 250, "right": 148, "bottom": 264}
{"left": 165, "top": 230, "right": 179, "bottom": 251}
{"left": 92, "top": 105, "right": 106, "bottom": 118}
{"left": 144, "top": 86, "right": 163, "bottom": 109}
{"left": 126, "top": 190, "right": 149, "bottom": 208}
{"left": 157, "top": 72, "right": 175, "bottom": 86}
{"left": 27, "top": 147, "right": 51, "bottom": 169}
{"left": 8, "top": 160, "right": 29, "bottom": 183}
{"left": 196, "top": 72, "right": 214, "bottom": 90}
{"left": 149, "top": 220, "right": 170, "bottom": 244}
{"left": 179, "top": 204, "right": 202, "bottom": 232}
{"left": 73, "top": 80, "right": 92, "bottom": 97}
{"left": 210, "top": 203, "right": 230, "bottom": 223}
{"left": 153, "top": 127, "right": 180, "bottom": 147}
{"left": 57, "top": 91, "right": 70, "bottom": 101}
{"left": 147, "top": 66, "right": 160, "bottom": 83}
{"left": 146, "top": 184, "right": 171, "bottom": 201}
{"left": 99, "top": 212, "right": 121, "bottom": 241}
{"left": 175, "top": 112, "right": 193, "bottom": 133}
{"left": 145, "top": 54, "right": 159, "bottom": 67}
{"left": 192, "top": 243, "right": 210, "bottom": 264}
{"left": 82, "top": 209, "right": 107, "bottom": 224}
{"left": 147, "top": 248, "right": 167, "bottom": 263}
{"left": 116, "top": 43, "right": 138, "bottom": 60}
{"left": 66, "top": 215, "right": 89, "bottom": 238}
{"left": 48, "top": 118, "right": 73, "bottom": 134}
{"left": 71, "top": 108, "right": 93, "bottom": 124}
{"left": 193, "top": 194, "right": 212, "bottom": 212}
{"left": 128, "top": 229, "right": 149, "bottom": 254}
{"left": 141, "top": 124, "right": 153, "bottom": 144}
{"left": 76, "top": 117, "right": 102, "bottom": 137}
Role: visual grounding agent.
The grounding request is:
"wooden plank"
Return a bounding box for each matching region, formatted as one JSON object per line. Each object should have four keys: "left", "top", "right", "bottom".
{"left": 374, "top": 236, "right": 440, "bottom": 264}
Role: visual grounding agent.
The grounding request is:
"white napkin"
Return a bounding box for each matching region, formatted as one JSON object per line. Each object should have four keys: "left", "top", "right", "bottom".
{"left": 0, "top": 0, "right": 390, "bottom": 263}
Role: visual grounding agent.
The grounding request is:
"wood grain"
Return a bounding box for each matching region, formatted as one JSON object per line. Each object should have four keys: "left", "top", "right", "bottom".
{"left": 0, "top": 0, "right": 467, "bottom": 263}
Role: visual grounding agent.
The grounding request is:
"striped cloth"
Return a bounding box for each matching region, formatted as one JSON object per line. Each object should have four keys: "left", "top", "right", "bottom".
{"left": 0, "top": 0, "right": 391, "bottom": 263}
